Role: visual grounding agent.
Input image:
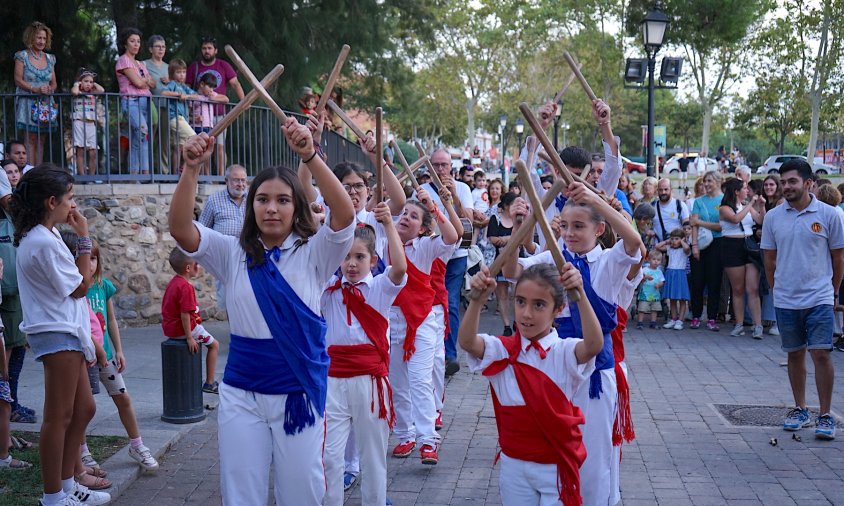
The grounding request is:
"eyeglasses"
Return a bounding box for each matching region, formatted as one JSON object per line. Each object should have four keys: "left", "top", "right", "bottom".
{"left": 431, "top": 163, "right": 451, "bottom": 169}
{"left": 228, "top": 178, "right": 247, "bottom": 184}
{"left": 343, "top": 183, "right": 367, "bottom": 193}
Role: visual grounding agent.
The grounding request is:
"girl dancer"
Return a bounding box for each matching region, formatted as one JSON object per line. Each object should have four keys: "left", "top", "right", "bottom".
{"left": 169, "top": 120, "right": 355, "bottom": 505}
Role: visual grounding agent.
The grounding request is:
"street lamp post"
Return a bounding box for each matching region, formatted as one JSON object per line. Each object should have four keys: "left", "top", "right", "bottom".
{"left": 499, "top": 114, "right": 507, "bottom": 187}
{"left": 515, "top": 118, "right": 524, "bottom": 160}
{"left": 642, "top": 2, "right": 669, "bottom": 177}
{"left": 562, "top": 122, "right": 570, "bottom": 151}
{"left": 553, "top": 101, "right": 563, "bottom": 151}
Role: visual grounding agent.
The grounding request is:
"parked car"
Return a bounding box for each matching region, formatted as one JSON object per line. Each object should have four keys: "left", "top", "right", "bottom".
{"left": 756, "top": 155, "right": 836, "bottom": 175}
{"left": 663, "top": 153, "right": 718, "bottom": 174}
{"left": 621, "top": 156, "right": 646, "bottom": 173}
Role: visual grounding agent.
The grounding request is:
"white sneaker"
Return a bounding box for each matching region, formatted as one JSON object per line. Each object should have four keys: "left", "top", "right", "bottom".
{"left": 752, "top": 325, "right": 764, "bottom": 340}
{"left": 69, "top": 481, "right": 111, "bottom": 505}
{"left": 768, "top": 325, "right": 780, "bottom": 336}
{"left": 663, "top": 320, "right": 677, "bottom": 329}
{"left": 39, "top": 495, "right": 84, "bottom": 506}
{"left": 129, "top": 444, "right": 159, "bottom": 471}
{"left": 673, "top": 319, "right": 684, "bottom": 330}
{"left": 730, "top": 324, "right": 745, "bottom": 337}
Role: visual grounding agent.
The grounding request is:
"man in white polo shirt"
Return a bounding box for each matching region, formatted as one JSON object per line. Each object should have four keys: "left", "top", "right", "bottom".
{"left": 762, "top": 158, "right": 844, "bottom": 440}
{"left": 420, "top": 148, "right": 473, "bottom": 376}
{"left": 653, "top": 177, "right": 689, "bottom": 241}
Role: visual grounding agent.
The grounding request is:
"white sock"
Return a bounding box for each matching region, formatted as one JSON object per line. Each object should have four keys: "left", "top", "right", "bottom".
{"left": 0, "top": 455, "right": 10, "bottom": 466}
{"left": 41, "top": 491, "right": 66, "bottom": 505}
{"left": 80, "top": 442, "right": 90, "bottom": 455}
{"left": 61, "top": 477, "right": 75, "bottom": 493}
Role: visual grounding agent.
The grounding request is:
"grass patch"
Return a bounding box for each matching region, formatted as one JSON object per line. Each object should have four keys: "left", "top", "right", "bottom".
{"left": 0, "top": 431, "right": 127, "bottom": 506}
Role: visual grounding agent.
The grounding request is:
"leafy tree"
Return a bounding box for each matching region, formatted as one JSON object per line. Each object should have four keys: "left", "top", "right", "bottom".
{"left": 735, "top": 72, "right": 809, "bottom": 155}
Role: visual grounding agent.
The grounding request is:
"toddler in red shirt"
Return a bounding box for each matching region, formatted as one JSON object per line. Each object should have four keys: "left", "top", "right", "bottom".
{"left": 161, "top": 248, "right": 219, "bottom": 393}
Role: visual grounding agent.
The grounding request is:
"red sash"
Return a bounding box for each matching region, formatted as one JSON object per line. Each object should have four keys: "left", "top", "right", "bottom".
{"left": 430, "top": 258, "right": 450, "bottom": 340}
{"left": 611, "top": 307, "right": 635, "bottom": 446}
{"left": 483, "top": 334, "right": 586, "bottom": 506}
{"left": 325, "top": 279, "right": 395, "bottom": 426}
{"left": 392, "top": 259, "right": 435, "bottom": 361}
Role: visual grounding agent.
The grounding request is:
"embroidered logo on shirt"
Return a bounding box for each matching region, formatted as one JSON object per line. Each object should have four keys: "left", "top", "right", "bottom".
{"left": 811, "top": 222, "right": 823, "bottom": 233}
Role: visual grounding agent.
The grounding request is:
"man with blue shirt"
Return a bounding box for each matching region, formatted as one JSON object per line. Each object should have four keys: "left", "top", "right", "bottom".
{"left": 762, "top": 158, "right": 844, "bottom": 440}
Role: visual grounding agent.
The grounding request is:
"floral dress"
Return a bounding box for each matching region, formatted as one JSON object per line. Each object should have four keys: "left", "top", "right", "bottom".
{"left": 14, "top": 50, "right": 57, "bottom": 132}
{"left": 478, "top": 202, "right": 500, "bottom": 266}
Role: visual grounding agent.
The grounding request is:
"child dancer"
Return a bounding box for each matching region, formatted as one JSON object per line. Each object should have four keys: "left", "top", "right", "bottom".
{"left": 636, "top": 250, "right": 665, "bottom": 329}
{"left": 70, "top": 68, "right": 104, "bottom": 176}
{"left": 390, "top": 187, "right": 460, "bottom": 465}
{"left": 505, "top": 181, "right": 643, "bottom": 506}
{"left": 10, "top": 165, "right": 110, "bottom": 506}
{"left": 459, "top": 262, "right": 604, "bottom": 505}
{"left": 170, "top": 121, "right": 355, "bottom": 505}
{"left": 656, "top": 228, "right": 691, "bottom": 330}
{"left": 84, "top": 239, "right": 159, "bottom": 472}
{"left": 322, "top": 203, "right": 407, "bottom": 506}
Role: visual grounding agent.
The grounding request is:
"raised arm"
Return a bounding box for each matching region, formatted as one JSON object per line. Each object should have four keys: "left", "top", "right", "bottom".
{"left": 438, "top": 186, "right": 462, "bottom": 244}
{"left": 459, "top": 266, "right": 497, "bottom": 359}
{"left": 374, "top": 202, "right": 407, "bottom": 285}
{"left": 568, "top": 182, "right": 642, "bottom": 257}
{"left": 170, "top": 134, "right": 215, "bottom": 252}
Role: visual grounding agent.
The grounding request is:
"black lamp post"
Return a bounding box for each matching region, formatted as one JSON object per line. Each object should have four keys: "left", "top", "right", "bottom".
{"left": 641, "top": 2, "right": 669, "bottom": 177}
{"left": 553, "top": 101, "right": 563, "bottom": 151}
{"left": 499, "top": 114, "right": 507, "bottom": 185}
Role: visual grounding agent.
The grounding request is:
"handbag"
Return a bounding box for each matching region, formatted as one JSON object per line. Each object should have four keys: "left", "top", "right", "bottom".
{"left": 742, "top": 219, "right": 761, "bottom": 260}
{"left": 30, "top": 97, "right": 58, "bottom": 124}
{"left": 697, "top": 225, "right": 713, "bottom": 250}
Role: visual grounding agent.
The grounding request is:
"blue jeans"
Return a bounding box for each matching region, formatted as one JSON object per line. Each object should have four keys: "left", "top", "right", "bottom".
{"left": 776, "top": 305, "right": 833, "bottom": 352}
{"left": 444, "top": 255, "right": 467, "bottom": 361}
{"left": 7, "top": 345, "right": 25, "bottom": 411}
{"left": 122, "top": 97, "right": 150, "bottom": 173}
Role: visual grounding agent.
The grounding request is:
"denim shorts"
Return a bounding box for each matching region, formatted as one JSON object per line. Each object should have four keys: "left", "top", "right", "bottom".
{"left": 775, "top": 305, "right": 834, "bottom": 352}
{"left": 87, "top": 365, "right": 100, "bottom": 395}
{"left": 27, "top": 332, "right": 83, "bottom": 361}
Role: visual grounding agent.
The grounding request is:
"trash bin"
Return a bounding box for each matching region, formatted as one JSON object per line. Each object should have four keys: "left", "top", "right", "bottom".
{"left": 160, "top": 338, "right": 206, "bottom": 424}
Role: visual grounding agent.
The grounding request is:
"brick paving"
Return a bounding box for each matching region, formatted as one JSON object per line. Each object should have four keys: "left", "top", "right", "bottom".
{"left": 117, "top": 313, "right": 844, "bottom": 505}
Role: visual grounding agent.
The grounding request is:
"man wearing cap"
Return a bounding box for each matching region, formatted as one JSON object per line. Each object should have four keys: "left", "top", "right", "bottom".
{"left": 186, "top": 36, "right": 245, "bottom": 175}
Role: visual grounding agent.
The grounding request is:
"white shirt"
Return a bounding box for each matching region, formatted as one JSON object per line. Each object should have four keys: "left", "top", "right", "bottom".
{"left": 17, "top": 225, "right": 95, "bottom": 360}
{"left": 666, "top": 246, "right": 689, "bottom": 270}
{"left": 182, "top": 221, "right": 355, "bottom": 339}
{"left": 695, "top": 157, "right": 707, "bottom": 175}
{"left": 653, "top": 198, "right": 690, "bottom": 241}
{"left": 472, "top": 188, "right": 490, "bottom": 213}
{"left": 467, "top": 330, "right": 594, "bottom": 405}
{"left": 618, "top": 269, "right": 644, "bottom": 309}
{"left": 21, "top": 164, "right": 34, "bottom": 175}
{"left": 388, "top": 235, "right": 455, "bottom": 328}
{"left": 321, "top": 269, "right": 407, "bottom": 347}
{"left": 719, "top": 204, "right": 754, "bottom": 237}
{"left": 416, "top": 181, "right": 473, "bottom": 259}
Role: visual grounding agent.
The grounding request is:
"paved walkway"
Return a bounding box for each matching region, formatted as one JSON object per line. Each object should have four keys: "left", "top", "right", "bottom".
{"left": 20, "top": 313, "right": 842, "bottom": 505}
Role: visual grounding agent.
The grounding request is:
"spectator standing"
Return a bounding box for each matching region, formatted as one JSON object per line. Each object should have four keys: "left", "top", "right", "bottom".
{"left": 678, "top": 154, "right": 690, "bottom": 190}
{"left": 689, "top": 170, "right": 724, "bottom": 331}
{"left": 695, "top": 151, "right": 708, "bottom": 177}
{"left": 419, "top": 149, "right": 474, "bottom": 376}
{"left": 719, "top": 178, "right": 765, "bottom": 338}
{"left": 115, "top": 28, "right": 154, "bottom": 175}
{"left": 485, "top": 192, "right": 518, "bottom": 336}
{"left": 161, "top": 59, "right": 201, "bottom": 171}
{"left": 1, "top": 160, "right": 20, "bottom": 190}
{"left": 70, "top": 69, "right": 104, "bottom": 176}
{"left": 6, "top": 140, "right": 34, "bottom": 175}
{"left": 199, "top": 164, "right": 248, "bottom": 310}
{"left": 477, "top": 179, "right": 503, "bottom": 267}
{"left": 13, "top": 21, "right": 58, "bottom": 167}
{"left": 653, "top": 178, "right": 690, "bottom": 241}
{"left": 635, "top": 176, "right": 658, "bottom": 208}
{"left": 142, "top": 35, "right": 170, "bottom": 175}
{"left": 763, "top": 174, "right": 785, "bottom": 210}
{"left": 186, "top": 36, "right": 245, "bottom": 175}
{"left": 761, "top": 159, "right": 843, "bottom": 440}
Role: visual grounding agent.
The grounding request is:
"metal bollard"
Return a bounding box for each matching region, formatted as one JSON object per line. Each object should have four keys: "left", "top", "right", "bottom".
{"left": 160, "top": 338, "right": 206, "bottom": 424}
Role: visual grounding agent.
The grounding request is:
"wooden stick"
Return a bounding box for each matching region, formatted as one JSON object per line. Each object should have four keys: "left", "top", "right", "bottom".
{"left": 537, "top": 151, "right": 604, "bottom": 196}
{"left": 326, "top": 99, "right": 367, "bottom": 140}
{"left": 519, "top": 102, "right": 576, "bottom": 186}
{"left": 467, "top": 178, "right": 568, "bottom": 300}
{"left": 390, "top": 139, "right": 421, "bottom": 189}
{"left": 315, "top": 44, "right": 351, "bottom": 115}
{"left": 374, "top": 107, "right": 383, "bottom": 203}
{"left": 553, "top": 63, "right": 582, "bottom": 104}
{"left": 562, "top": 51, "right": 607, "bottom": 118}
{"left": 413, "top": 141, "right": 443, "bottom": 190}
{"left": 580, "top": 163, "right": 592, "bottom": 183}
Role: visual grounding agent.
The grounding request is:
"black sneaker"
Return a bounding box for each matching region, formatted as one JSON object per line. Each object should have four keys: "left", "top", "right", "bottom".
{"left": 202, "top": 381, "right": 219, "bottom": 394}
{"left": 503, "top": 326, "right": 513, "bottom": 336}
{"left": 445, "top": 360, "right": 460, "bottom": 377}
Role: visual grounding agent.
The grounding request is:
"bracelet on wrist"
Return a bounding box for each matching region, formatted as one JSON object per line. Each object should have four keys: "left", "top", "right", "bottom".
{"left": 302, "top": 151, "right": 318, "bottom": 164}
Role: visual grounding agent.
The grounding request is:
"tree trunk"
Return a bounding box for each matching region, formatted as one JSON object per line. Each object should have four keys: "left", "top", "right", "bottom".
{"left": 700, "top": 100, "right": 713, "bottom": 156}
{"left": 465, "top": 96, "right": 477, "bottom": 148}
{"left": 807, "top": 93, "right": 822, "bottom": 162}
{"left": 112, "top": 0, "right": 138, "bottom": 40}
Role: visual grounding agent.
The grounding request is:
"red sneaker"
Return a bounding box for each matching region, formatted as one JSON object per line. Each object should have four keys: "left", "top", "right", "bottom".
{"left": 419, "top": 444, "right": 438, "bottom": 465}
{"left": 435, "top": 411, "right": 443, "bottom": 430}
{"left": 392, "top": 440, "right": 416, "bottom": 458}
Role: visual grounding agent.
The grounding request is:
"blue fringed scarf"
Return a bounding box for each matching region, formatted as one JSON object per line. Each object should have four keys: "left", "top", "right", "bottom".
{"left": 245, "top": 248, "right": 329, "bottom": 435}
{"left": 554, "top": 249, "right": 617, "bottom": 399}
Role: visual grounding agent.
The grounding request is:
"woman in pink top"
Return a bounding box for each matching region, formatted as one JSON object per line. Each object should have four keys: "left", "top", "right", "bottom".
{"left": 115, "top": 28, "right": 154, "bottom": 175}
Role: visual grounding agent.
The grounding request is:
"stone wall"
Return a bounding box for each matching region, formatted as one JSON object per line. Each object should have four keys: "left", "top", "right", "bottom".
{"left": 75, "top": 183, "right": 224, "bottom": 327}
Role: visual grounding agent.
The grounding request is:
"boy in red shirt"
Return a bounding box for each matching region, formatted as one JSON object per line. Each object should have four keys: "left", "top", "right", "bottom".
{"left": 161, "top": 248, "right": 220, "bottom": 393}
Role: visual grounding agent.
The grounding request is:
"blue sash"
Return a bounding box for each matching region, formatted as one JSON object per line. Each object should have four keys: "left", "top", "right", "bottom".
{"left": 245, "top": 249, "right": 329, "bottom": 435}
{"left": 555, "top": 194, "right": 567, "bottom": 211}
{"left": 554, "top": 249, "right": 617, "bottom": 399}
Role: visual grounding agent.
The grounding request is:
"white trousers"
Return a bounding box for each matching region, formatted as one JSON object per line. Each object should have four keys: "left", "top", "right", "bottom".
{"left": 499, "top": 452, "right": 563, "bottom": 506}
{"left": 573, "top": 368, "right": 618, "bottom": 506}
{"left": 218, "top": 382, "right": 325, "bottom": 506}
{"left": 431, "top": 305, "right": 446, "bottom": 413}
{"left": 344, "top": 426, "right": 360, "bottom": 475}
{"left": 324, "top": 376, "right": 389, "bottom": 506}
{"left": 609, "top": 361, "right": 628, "bottom": 506}
{"left": 389, "top": 311, "right": 441, "bottom": 447}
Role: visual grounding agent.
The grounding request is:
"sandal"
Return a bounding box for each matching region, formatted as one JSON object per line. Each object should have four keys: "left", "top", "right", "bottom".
{"left": 9, "top": 410, "right": 36, "bottom": 424}
{"left": 10, "top": 436, "right": 35, "bottom": 450}
{"left": 76, "top": 471, "right": 112, "bottom": 490}
{"left": 85, "top": 465, "right": 108, "bottom": 478}
{"left": 0, "top": 457, "right": 32, "bottom": 470}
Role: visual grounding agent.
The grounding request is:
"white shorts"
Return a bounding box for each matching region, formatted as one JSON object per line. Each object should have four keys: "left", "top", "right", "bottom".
{"left": 214, "top": 115, "right": 226, "bottom": 145}
{"left": 73, "top": 120, "right": 98, "bottom": 149}
{"left": 191, "top": 324, "right": 216, "bottom": 346}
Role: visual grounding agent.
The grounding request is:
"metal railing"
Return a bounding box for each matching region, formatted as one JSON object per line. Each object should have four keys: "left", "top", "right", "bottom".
{"left": 0, "top": 92, "right": 370, "bottom": 182}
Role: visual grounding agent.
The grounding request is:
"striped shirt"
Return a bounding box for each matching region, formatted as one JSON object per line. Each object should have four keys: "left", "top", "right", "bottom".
{"left": 199, "top": 189, "right": 245, "bottom": 237}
